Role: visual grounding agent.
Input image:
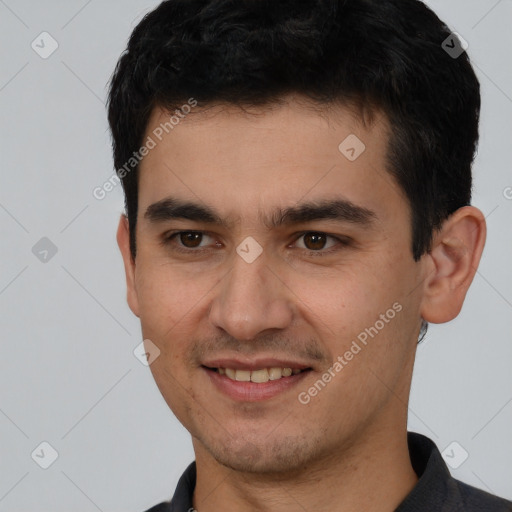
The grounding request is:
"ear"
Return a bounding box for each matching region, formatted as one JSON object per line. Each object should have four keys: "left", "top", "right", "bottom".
{"left": 116, "top": 214, "right": 140, "bottom": 318}
{"left": 420, "top": 206, "right": 486, "bottom": 324}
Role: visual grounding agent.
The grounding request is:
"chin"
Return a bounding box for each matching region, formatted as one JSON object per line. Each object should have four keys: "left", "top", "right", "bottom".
{"left": 203, "top": 434, "right": 319, "bottom": 475}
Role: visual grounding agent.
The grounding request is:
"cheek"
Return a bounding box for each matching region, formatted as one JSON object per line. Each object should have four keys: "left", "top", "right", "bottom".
{"left": 297, "top": 262, "right": 411, "bottom": 386}
{"left": 135, "top": 264, "right": 210, "bottom": 419}
{"left": 295, "top": 265, "right": 392, "bottom": 339}
{"left": 137, "top": 253, "right": 218, "bottom": 308}
{"left": 134, "top": 262, "right": 215, "bottom": 352}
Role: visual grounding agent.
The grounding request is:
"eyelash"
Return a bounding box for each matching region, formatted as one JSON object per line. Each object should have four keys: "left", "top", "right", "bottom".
{"left": 161, "top": 230, "right": 350, "bottom": 257}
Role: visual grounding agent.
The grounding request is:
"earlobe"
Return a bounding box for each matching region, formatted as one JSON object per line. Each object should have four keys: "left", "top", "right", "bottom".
{"left": 420, "top": 206, "right": 486, "bottom": 324}
{"left": 116, "top": 214, "right": 140, "bottom": 318}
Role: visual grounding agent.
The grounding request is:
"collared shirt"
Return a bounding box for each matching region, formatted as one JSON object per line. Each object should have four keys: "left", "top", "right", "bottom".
{"left": 144, "top": 432, "right": 512, "bottom": 511}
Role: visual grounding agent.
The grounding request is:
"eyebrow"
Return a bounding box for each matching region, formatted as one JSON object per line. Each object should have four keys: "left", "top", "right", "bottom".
{"left": 144, "top": 196, "right": 376, "bottom": 229}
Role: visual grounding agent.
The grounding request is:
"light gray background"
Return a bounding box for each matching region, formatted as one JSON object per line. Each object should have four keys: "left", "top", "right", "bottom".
{"left": 0, "top": 0, "right": 511, "bottom": 511}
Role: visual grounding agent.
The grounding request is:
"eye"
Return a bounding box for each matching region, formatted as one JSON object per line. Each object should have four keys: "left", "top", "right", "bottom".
{"left": 162, "top": 231, "right": 220, "bottom": 252}
{"left": 177, "top": 231, "right": 206, "bottom": 248}
{"left": 292, "top": 231, "right": 348, "bottom": 256}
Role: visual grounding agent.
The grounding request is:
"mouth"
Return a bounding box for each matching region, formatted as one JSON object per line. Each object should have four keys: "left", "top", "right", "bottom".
{"left": 201, "top": 362, "right": 312, "bottom": 402}
{"left": 209, "top": 366, "right": 305, "bottom": 382}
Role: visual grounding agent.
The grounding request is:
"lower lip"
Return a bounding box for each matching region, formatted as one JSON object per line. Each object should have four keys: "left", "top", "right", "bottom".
{"left": 204, "top": 367, "right": 310, "bottom": 402}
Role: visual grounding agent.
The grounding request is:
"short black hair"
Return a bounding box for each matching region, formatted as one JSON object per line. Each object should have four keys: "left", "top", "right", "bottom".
{"left": 107, "top": 0, "right": 480, "bottom": 262}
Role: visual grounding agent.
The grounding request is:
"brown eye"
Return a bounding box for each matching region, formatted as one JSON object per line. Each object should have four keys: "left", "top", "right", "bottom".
{"left": 162, "top": 230, "right": 220, "bottom": 253}
{"left": 292, "top": 232, "right": 347, "bottom": 257}
{"left": 179, "top": 232, "right": 203, "bottom": 248}
{"left": 303, "top": 232, "right": 327, "bottom": 250}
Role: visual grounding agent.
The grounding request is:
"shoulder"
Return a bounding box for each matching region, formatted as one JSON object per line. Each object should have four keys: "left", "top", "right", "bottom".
{"left": 454, "top": 479, "right": 512, "bottom": 512}
{"left": 402, "top": 432, "right": 512, "bottom": 511}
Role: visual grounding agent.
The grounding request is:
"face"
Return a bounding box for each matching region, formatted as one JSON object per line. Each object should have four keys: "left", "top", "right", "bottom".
{"left": 120, "top": 97, "right": 428, "bottom": 474}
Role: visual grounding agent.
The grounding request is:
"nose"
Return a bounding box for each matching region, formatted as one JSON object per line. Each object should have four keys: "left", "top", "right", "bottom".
{"left": 208, "top": 251, "right": 294, "bottom": 341}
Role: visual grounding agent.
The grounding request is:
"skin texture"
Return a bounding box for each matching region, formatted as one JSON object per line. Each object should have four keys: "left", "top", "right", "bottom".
{"left": 117, "top": 96, "right": 486, "bottom": 512}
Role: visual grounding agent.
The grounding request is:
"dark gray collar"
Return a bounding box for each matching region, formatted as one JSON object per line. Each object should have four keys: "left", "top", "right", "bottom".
{"left": 146, "top": 432, "right": 511, "bottom": 512}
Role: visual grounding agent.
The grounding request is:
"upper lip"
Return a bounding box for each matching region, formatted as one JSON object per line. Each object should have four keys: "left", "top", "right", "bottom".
{"left": 202, "top": 357, "right": 313, "bottom": 371}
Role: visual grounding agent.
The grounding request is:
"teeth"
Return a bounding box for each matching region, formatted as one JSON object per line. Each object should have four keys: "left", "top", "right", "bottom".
{"left": 250, "top": 369, "right": 269, "bottom": 383}
{"left": 218, "top": 367, "right": 302, "bottom": 383}
{"left": 269, "top": 367, "right": 283, "bottom": 380}
{"left": 235, "top": 370, "right": 251, "bottom": 382}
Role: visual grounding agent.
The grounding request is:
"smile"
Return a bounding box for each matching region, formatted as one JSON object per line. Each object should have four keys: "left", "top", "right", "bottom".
{"left": 215, "top": 367, "right": 303, "bottom": 383}
{"left": 203, "top": 364, "right": 312, "bottom": 402}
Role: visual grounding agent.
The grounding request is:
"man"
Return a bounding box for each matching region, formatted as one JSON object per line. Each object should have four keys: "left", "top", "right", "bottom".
{"left": 108, "top": 0, "right": 512, "bottom": 510}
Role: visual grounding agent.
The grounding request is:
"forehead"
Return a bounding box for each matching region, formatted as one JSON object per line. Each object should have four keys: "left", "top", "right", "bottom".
{"left": 137, "top": 97, "right": 408, "bottom": 228}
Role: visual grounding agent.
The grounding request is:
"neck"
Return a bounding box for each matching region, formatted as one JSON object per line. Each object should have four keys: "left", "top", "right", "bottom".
{"left": 192, "top": 423, "right": 418, "bottom": 512}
